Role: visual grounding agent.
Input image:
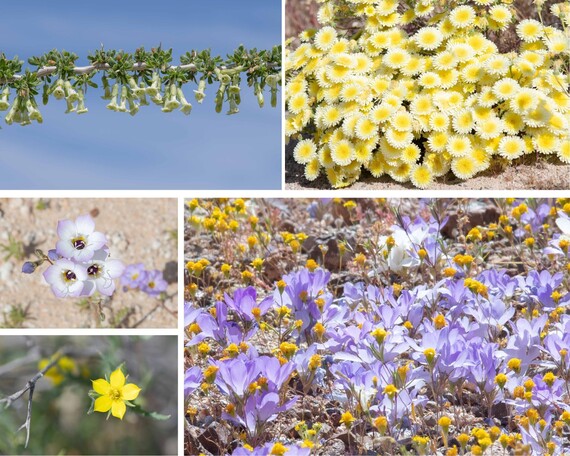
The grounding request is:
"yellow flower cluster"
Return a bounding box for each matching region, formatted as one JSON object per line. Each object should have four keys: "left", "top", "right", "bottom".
{"left": 286, "top": 0, "right": 570, "bottom": 188}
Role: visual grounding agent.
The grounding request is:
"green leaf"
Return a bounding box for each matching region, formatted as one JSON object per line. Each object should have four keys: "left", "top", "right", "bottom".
{"left": 129, "top": 403, "right": 171, "bottom": 421}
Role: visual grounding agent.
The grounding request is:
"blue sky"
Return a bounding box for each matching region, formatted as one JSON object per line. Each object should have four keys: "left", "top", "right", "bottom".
{"left": 0, "top": 1, "right": 282, "bottom": 189}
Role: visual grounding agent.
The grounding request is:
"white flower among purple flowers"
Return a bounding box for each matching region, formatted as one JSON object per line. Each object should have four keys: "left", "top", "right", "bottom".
{"left": 56, "top": 214, "right": 107, "bottom": 262}
{"left": 43, "top": 259, "right": 88, "bottom": 298}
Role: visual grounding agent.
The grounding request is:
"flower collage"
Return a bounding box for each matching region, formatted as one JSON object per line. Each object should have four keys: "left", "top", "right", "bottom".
{"left": 0, "top": 0, "right": 569, "bottom": 455}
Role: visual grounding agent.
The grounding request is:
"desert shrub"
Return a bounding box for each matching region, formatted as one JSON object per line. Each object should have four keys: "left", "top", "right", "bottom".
{"left": 285, "top": 0, "right": 570, "bottom": 188}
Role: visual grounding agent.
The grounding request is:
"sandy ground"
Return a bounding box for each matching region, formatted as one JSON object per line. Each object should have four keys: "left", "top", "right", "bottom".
{"left": 286, "top": 143, "right": 570, "bottom": 190}
{"left": 0, "top": 198, "right": 178, "bottom": 328}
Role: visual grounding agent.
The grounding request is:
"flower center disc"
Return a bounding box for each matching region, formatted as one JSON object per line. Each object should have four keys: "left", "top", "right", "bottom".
{"left": 64, "top": 270, "right": 77, "bottom": 282}
{"left": 73, "top": 237, "right": 86, "bottom": 250}
{"left": 87, "top": 264, "right": 101, "bottom": 277}
{"left": 110, "top": 389, "right": 121, "bottom": 400}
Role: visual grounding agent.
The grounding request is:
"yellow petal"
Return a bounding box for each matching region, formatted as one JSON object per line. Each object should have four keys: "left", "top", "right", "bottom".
{"left": 92, "top": 379, "right": 111, "bottom": 395}
{"left": 112, "top": 400, "right": 126, "bottom": 420}
{"left": 94, "top": 395, "right": 112, "bottom": 413}
{"left": 122, "top": 383, "right": 141, "bottom": 401}
{"left": 110, "top": 368, "right": 126, "bottom": 389}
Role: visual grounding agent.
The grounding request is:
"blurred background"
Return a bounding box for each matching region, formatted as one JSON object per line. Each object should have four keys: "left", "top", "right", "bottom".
{"left": 0, "top": 336, "right": 177, "bottom": 455}
{"left": 0, "top": 0, "right": 281, "bottom": 189}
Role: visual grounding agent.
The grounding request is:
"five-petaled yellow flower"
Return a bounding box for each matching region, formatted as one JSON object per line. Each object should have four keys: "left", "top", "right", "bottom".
{"left": 92, "top": 368, "right": 141, "bottom": 420}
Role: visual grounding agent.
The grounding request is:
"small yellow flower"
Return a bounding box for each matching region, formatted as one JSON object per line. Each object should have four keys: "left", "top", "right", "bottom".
{"left": 306, "top": 259, "right": 318, "bottom": 272}
{"left": 313, "top": 322, "right": 326, "bottom": 339}
{"left": 495, "top": 373, "right": 507, "bottom": 388}
{"left": 92, "top": 368, "right": 141, "bottom": 420}
{"left": 340, "top": 411, "right": 355, "bottom": 428}
{"left": 433, "top": 314, "right": 446, "bottom": 329}
{"left": 241, "top": 270, "right": 254, "bottom": 283}
{"left": 280, "top": 341, "right": 298, "bottom": 359}
{"left": 270, "top": 442, "right": 288, "bottom": 455}
{"left": 424, "top": 348, "right": 436, "bottom": 364}
{"left": 374, "top": 415, "right": 388, "bottom": 434}
{"left": 438, "top": 415, "right": 452, "bottom": 430}
{"left": 383, "top": 384, "right": 398, "bottom": 398}
{"left": 251, "top": 257, "right": 264, "bottom": 271}
{"left": 308, "top": 354, "right": 322, "bottom": 370}
{"left": 543, "top": 372, "right": 556, "bottom": 387}
{"left": 507, "top": 358, "right": 522, "bottom": 373}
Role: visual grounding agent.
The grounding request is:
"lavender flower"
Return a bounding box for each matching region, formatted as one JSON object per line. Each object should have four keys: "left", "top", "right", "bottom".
{"left": 55, "top": 214, "right": 107, "bottom": 262}
{"left": 121, "top": 263, "right": 147, "bottom": 289}
{"left": 81, "top": 250, "right": 125, "bottom": 297}
{"left": 43, "top": 259, "right": 88, "bottom": 298}
{"left": 140, "top": 269, "right": 168, "bottom": 296}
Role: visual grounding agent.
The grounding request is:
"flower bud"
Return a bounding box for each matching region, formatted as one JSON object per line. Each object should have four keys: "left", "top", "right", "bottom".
{"left": 22, "top": 261, "right": 37, "bottom": 274}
